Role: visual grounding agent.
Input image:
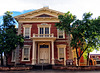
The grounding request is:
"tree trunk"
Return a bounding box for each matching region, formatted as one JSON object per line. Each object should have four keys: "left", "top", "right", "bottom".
{"left": 87, "top": 53, "right": 89, "bottom": 66}
{"left": 1, "top": 53, "right": 4, "bottom": 66}
{"left": 5, "top": 55, "right": 8, "bottom": 66}
{"left": 77, "top": 58, "right": 80, "bottom": 66}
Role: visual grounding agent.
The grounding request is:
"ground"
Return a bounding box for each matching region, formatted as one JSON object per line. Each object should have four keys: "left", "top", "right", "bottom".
{"left": 0, "top": 70, "right": 100, "bottom": 73}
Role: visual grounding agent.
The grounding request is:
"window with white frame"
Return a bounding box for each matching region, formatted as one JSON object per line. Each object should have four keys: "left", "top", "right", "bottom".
{"left": 59, "top": 48, "right": 64, "bottom": 60}
{"left": 22, "top": 47, "right": 30, "bottom": 61}
{"left": 37, "top": 24, "right": 51, "bottom": 37}
{"left": 58, "top": 29, "right": 65, "bottom": 38}
{"left": 12, "top": 50, "right": 16, "bottom": 62}
{"left": 25, "top": 27, "right": 30, "bottom": 38}
{"left": 57, "top": 45, "right": 66, "bottom": 61}
{"left": 39, "top": 27, "right": 49, "bottom": 37}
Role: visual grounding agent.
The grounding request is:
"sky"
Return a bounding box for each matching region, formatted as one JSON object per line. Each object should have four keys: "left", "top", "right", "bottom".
{"left": 0, "top": 0, "right": 100, "bottom": 54}
{"left": 0, "top": 0, "right": 100, "bottom": 19}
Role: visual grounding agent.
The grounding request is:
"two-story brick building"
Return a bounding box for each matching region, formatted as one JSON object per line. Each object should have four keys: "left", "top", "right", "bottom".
{"left": 8, "top": 7, "right": 86, "bottom": 66}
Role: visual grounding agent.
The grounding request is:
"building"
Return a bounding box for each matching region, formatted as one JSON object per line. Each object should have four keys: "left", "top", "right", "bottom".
{"left": 7, "top": 7, "right": 86, "bottom": 66}
{"left": 90, "top": 54, "right": 100, "bottom": 66}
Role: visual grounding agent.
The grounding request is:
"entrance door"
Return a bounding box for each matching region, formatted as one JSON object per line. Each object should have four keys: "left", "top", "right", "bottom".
{"left": 39, "top": 45, "right": 49, "bottom": 64}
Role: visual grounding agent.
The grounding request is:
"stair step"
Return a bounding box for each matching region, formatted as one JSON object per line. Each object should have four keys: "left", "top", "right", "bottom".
{"left": 33, "top": 64, "right": 52, "bottom": 70}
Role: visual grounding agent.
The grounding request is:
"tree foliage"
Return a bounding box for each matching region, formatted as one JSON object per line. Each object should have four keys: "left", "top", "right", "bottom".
{"left": 56, "top": 11, "right": 100, "bottom": 66}
{"left": 0, "top": 11, "right": 24, "bottom": 66}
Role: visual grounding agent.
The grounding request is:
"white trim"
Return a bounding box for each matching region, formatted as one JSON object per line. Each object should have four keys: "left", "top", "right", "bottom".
{"left": 52, "top": 40, "right": 55, "bottom": 65}
{"left": 57, "top": 29, "right": 65, "bottom": 39}
{"left": 32, "top": 40, "right": 36, "bottom": 65}
{"left": 37, "top": 23, "right": 51, "bottom": 35}
{"left": 30, "top": 13, "right": 58, "bottom": 18}
{"left": 11, "top": 50, "right": 15, "bottom": 62}
{"left": 57, "top": 44, "right": 66, "bottom": 65}
{"left": 23, "top": 25, "right": 32, "bottom": 39}
{"left": 22, "top": 45, "right": 31, "bottom": 61}
{"left": 18, "top": 21, "right": 59, "bottom": 23}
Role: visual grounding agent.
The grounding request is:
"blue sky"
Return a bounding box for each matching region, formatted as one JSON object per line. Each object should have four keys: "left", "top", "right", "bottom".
{"left": 0, "top": 0, "right": 100, "bottom": 19}
{"left": 0, "top": 9, "right": 34, "bottom": 26}
{"left": 0, "top": 0, "right": 100, "bottom": 54}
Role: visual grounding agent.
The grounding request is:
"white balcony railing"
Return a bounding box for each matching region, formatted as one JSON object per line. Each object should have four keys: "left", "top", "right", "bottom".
{"left": 33, "top": 34, "right": 54, "bottom": 38}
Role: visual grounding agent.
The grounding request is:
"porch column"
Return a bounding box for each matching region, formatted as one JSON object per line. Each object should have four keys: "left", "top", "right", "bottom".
{"left": 64, "top": 47, "right": 66, "bottom": 66}
{"left": 32, "top": 40, "right": 36, "bottom": 65}
{"left": 52, "top": 40, "right": 54, "bottom": 65}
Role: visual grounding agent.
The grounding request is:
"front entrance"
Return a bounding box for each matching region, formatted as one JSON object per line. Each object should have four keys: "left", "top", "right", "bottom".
{"left": 38, "top": 43, "right": 50, "bottom": 64}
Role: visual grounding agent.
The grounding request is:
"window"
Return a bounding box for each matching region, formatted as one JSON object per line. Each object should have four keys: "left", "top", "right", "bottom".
{"left": 39, "top": 27, "right": 49, "bottom": 37}
{"left": 22, "top": 47, "right": 30, "bottom": 61}
{"left": 57, "top": 45, "right": 66, "bottom": 60}
{"left": 39, "top": 14, "right": 50, "bottom": 17}
{"left": 25, "top": 27, "right": 30, "bottom": 38}
{"left": 40, "top": 45, "right": 49, "bottom": 48}
{"left": 58, "top": 29, "right": 65, "bottom": 38}
{"left": 45, "top": 27, "right": 49, "bottom": 37}
{"left": 40, "top": 27, "right": 44, "bottom": 37}
{"left": 23, "top": 25, "right": 32, "bottom": 39}
{"left": 59, "top": 48, "right": 64, "bottom": 59}
{"left": 12, "top": 50, "right": 16, "bottom": 62}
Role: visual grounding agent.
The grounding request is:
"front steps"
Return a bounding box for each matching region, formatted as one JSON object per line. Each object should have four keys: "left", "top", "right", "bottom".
{"left": 33, "top": 64, "right": 52, "bottom": 70}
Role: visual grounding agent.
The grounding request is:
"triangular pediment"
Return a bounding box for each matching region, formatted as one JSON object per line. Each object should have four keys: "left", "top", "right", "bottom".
{"left": 14, "top": 7, "right": 64, "bottom": 20}
{"left": 35, "top": 14, "right": 53, "bottom": 17}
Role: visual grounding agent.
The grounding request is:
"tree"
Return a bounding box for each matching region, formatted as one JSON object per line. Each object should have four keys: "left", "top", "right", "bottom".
{"left": 56, "top": 12, "right": 100, "bottom": 66}
{"left": 0, "top": 11, "right": 24, "bottom": 66}
{"left": 0, "top": 26, "right": 4, "bottom": 66}
{"left": 71, "top": 12, "right": 100, "bottom": 66}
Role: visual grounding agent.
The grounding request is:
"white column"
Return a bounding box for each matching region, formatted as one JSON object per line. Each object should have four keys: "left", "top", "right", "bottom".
{"left": 64, "top": 48, "right": 66, "bottom": 66}
{"left": 32, "top": 40, "right": 36, "bottom": 65}
{"left": 52, "top": 40, "right": 54, "bottom": 65}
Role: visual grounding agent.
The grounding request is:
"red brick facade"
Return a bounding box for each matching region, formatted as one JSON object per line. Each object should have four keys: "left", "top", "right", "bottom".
{"left": 8, "top": 7, "right": 77, "bottom": 66}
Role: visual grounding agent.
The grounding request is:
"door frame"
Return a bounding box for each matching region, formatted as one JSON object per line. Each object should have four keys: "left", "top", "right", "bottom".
{"left": 38, "top": 43, "right": 50, "bottom": 64}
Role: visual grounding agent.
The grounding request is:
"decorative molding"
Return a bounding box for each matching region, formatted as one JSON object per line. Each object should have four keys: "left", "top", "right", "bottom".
{"left": 14, "top": 7, "right": 64, "bottom": 19}
{"left": 23, "top": 25, "right": 32, "bottom": 27}
{"left": 37, "top": 23, "right": 51, "bottom": 27}
{"left": 55, "top": 40, "right": 68, "bottom": 42}
{"left": 24, "top": 41, "right": 32, "bottom": 42}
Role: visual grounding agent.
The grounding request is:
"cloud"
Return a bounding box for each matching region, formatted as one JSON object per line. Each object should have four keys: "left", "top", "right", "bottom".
{"left": 0, "top": 0, "right": 100, "bottom": 19}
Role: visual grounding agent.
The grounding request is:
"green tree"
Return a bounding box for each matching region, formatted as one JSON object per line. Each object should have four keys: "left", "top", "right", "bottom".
{"left": 56, "top": 12, "right": 100, "bottom": 66}
{"left": 0, "top": 11, "right": 24, "bottom": 66}
{"left": 71, "top": 12, "right": 100, "bottom": 66}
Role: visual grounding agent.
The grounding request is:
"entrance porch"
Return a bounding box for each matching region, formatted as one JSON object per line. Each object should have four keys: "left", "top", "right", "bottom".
{"left": 31, "top": 35, "right": 56, "bottom": 65}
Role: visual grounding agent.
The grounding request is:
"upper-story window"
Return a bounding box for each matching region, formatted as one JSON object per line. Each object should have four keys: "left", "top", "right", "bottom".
{"left": 25, "top": 27, "right": 30, "bottom": 38}
{"left": 37, "top": 23, "right": 51, "bottom": 37}
{"left": 39, "top": 27, "right": 49, "bottom": 37}
{"left": 57, "top": 29, "right": 65, "bottom": 39}
{"left": 23, "top": 25, "right": 32, "bottom": 39}
{"left": 45, "top": 27, "right": 49, "bottom": 34}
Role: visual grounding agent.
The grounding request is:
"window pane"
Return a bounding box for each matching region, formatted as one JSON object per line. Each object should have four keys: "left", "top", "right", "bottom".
{"left": 45, "top": 27, "right": 49, "bottom": 34}
{"left": 59, "top": 30, "right": 63, "bottom": 38}
{"left": 24, "top": 48, "right": 29, "bottom": 60}
{"left": 40, "top": 28, "right": 44, "bottom": 37}
{"left": 12, "top": 50, "right": 15, "bottom": 61}
{"left": 40, "top": 45, "right": 49, "bottom": 48}
{"left": 45, "top": 27, "right": 49, "bottom": 37}
{"left": 40, "top": 28, "right": 44, "bottom": 34}
{"left": 25, "top": 27, "right": 29, "bottom": 38}
{"left": 59, "top": 48, "right": 64, "bottom": 59}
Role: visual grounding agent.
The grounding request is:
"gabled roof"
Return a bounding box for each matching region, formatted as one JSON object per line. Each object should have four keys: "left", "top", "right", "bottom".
{"left": 14, "top": 7, "right": 64, "bottom": 23}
